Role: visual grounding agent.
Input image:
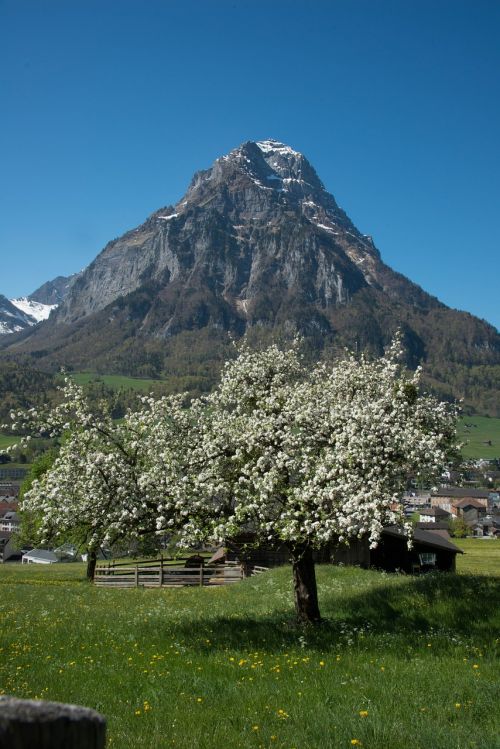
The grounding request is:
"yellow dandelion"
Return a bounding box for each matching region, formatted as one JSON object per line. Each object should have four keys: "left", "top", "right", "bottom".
{"left": 359, "top": 710, "right": 369, "bottom": 717}
{"left": 351, "top": 740, "right": 362, "bottom": 746}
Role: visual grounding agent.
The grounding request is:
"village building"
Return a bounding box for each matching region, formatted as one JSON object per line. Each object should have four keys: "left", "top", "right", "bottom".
{"left": 21, "top": 549, "right": 59, "bottom": 565}
{"left": 418, "top": 507, "right": 451, "bottom": 523}
{"left": 0, "top": 484, "right": 20, "bottom": 501}
{"left": 451, "top": 498, "right": 488, "bottom": 525}
{"left": 0, "top": 532, "right": 22, "bottom": 563}
{"left": 472, "top": 516, "right": 500, "bottom": 538}
{"left": 431, "top": 488, "right": 491, "bottom": 513}
{"left": 0, "top": 466, "right": 27, "bottom": 481}
{"left": 0, "top": 511, "right": 21, "bottom": 533}
{"left": 0, "top": 500, "right": 18, "bottom": 518}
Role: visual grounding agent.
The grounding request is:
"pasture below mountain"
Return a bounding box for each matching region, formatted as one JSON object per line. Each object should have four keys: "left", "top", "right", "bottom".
{"left": 0, "top": 543, "right": 498, "bottom": 749}
{"left": 457, "top": 415, "right": 500, "bottom": 459}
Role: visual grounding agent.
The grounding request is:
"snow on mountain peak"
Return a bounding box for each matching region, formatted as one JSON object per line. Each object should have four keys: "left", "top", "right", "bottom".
{"left": 256, "top": 140, "right": 301, "bottom": 158}
{"left": 10, "top": 297, "right": 58, "bottom": 323}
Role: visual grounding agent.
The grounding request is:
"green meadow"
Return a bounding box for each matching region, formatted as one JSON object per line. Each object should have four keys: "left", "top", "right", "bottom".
{"left": 70, "top": 373, "right": 165, "bottom": 391}
{"left": 0, "top": 542, "right": 499, "bottom": 749}
{"left": 0, "top": 433, "right": 18, "bottom": 451}
{"left": 458, "top": 415, "right": 500, "bottom": 459}
{"left": 454, "top": 538, "right": 500, "bottom": 575}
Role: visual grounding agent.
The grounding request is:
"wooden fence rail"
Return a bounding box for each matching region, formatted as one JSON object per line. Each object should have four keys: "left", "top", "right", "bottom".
{"left": 94, "top": 561, "right": 267, "bottom": 589}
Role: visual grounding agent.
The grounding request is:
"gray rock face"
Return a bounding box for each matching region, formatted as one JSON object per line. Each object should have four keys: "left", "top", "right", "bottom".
{"left": 54, "top": 139, "right": 432, "bottom": 334}
{"left": 30, "top": 274, "right": 80, "bottom": 305}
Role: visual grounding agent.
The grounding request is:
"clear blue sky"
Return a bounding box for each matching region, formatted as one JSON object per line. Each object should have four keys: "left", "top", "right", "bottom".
{"left": 1, "top": 0, "right": 499, "bottom": 330}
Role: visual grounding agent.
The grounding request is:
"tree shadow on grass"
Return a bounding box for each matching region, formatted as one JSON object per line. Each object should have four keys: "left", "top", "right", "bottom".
{"left": 333, "top": 571, "right": 500, "bottom": 638}
{"left": 152, "top": 571, "right": 500, "bottom": 653}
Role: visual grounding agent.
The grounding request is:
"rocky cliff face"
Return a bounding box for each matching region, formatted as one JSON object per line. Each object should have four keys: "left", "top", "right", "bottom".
{"left": 55, "top": 140, "right": 440, "bottom": 336}
{"left": 3, "top": 140, "right": 499, "bottom": 413}
{"left": 30, "top": 274, "right": 80, "bottom": 306}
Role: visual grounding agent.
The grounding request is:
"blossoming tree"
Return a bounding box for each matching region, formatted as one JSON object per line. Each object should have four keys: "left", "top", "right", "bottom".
{"left": 10, "top": 339, "right": 457, "bottom": 620}
{"left": 12, "top": 378, "right": 200, "bottom": 579}
{"left": 177, "top": 339, "right": 458, "bottom": 622}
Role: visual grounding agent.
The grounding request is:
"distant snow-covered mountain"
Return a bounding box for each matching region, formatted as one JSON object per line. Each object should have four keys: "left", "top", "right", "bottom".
{"left": 0, "top": 273, "right": 78, "bottom": 335}
{"left": 0, "top": 295, "right": 37, "bottom": 335}
{"left": 10, "top": 297, "right": 57, "bottom": 323}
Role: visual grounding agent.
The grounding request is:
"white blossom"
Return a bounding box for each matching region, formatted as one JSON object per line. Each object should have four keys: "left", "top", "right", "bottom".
{"left": 12, "top": 339, "right": 458, "bottom": 557}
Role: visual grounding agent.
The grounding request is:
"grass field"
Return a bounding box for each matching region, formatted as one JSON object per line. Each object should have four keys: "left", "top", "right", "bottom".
{"left": 71, "top": 373, "right": 166, "bottom": 391}
{"left": 458, "top": 415, "right": 500, "bottom": 460}
{"left": 455, "top": 538, "right": 500, "bottom": 575}
{"left": 0, "top": 541, "right": 499, "bottom": 749}
{"left": 0, "top": 433, "right": 19, "bottom": 451}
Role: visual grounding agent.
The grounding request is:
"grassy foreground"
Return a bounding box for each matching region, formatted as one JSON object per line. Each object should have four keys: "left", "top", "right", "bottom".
{"left": 0, "top": 547, "right": 499, "bottom": 749}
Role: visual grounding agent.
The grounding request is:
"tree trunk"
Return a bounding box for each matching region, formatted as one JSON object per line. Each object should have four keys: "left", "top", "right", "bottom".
{"left": 291, "top": 544, "right": 321, "bottom": 623}
{"left": 86, "top": 550, "right": 97, "bottom": 581}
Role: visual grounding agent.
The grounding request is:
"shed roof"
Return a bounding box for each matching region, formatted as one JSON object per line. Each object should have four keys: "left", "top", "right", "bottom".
{"left": 2, "top": 511, "right": 19, "bottom": 521}
{"left": 432, "top": 488, "right": 490, "bottom": 499}
{"left": 382, "top": 526, "right": 463, "bottom": 554}
{"left": 416, "top": 522, "right": 450, "bottom": 531}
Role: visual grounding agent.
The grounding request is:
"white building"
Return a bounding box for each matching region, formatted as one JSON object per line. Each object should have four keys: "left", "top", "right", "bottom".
{"left": 22, "top": 549, "right": 58, "bottom": 564}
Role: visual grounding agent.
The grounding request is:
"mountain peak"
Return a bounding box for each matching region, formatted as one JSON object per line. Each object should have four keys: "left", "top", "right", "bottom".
{"left": 182, "top": 138, "right": 329, "bottom": 211}
{"left": 3, "top": 139, "right": 499, "bottom": 416}
{"left": 255, "top": 138, "right": 302, "bottom": 157}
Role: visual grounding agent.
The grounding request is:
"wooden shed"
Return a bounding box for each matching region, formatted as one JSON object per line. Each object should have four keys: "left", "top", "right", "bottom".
{"left": 368, "top": 526, "right": 463, "bottom": 573}
{"left": 225, "top": 526, "right": 463, "bottom": 574}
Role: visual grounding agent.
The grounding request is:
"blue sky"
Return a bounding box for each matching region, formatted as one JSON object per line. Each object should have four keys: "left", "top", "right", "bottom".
{"left": 1, "top": 0, "right": 499, "bottom": 329}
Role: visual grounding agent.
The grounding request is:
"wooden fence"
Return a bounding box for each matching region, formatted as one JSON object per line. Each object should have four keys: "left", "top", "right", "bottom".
{"left": 94, "top": 559, "right": 268, "bottom": 589}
